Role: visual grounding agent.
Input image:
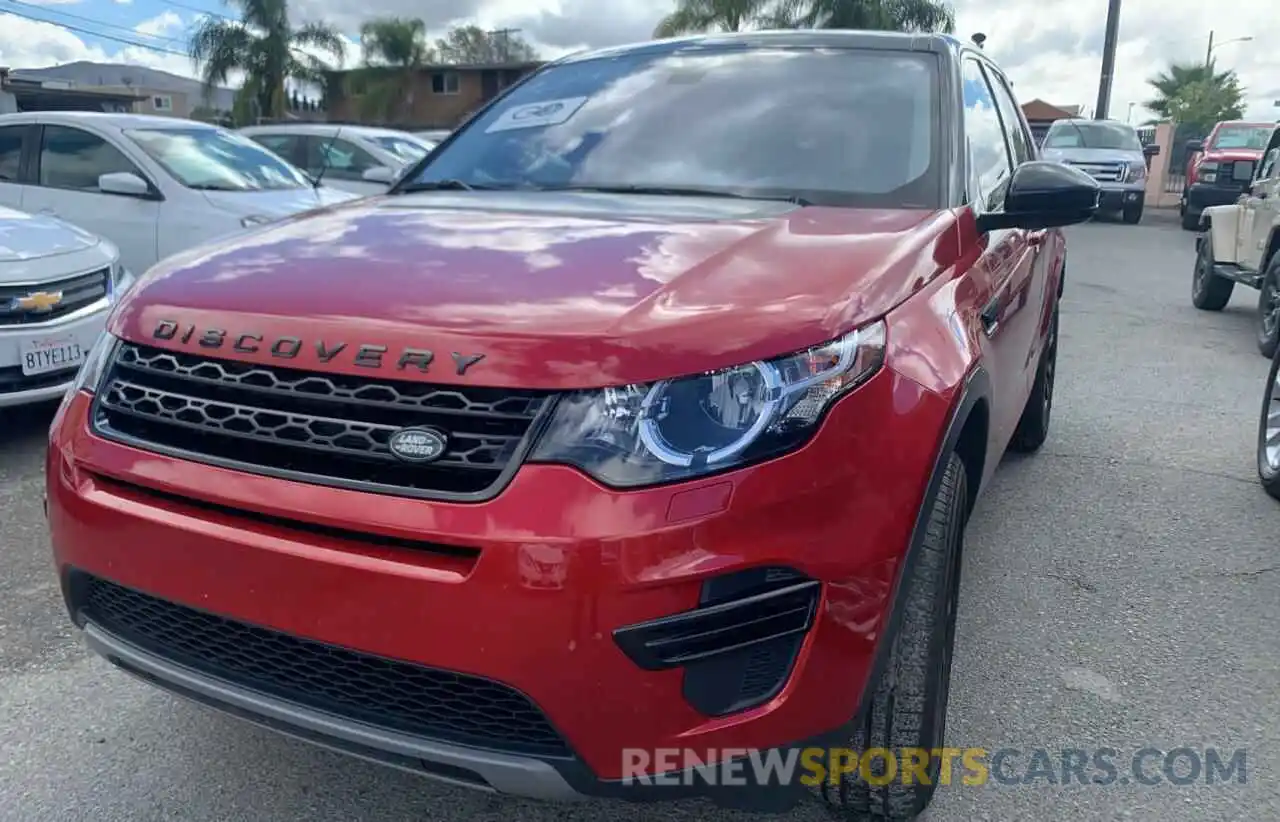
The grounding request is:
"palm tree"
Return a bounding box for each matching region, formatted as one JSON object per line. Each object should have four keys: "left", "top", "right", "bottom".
{"left": 1144, "top": 61, "right": 1242, "bottom": 124}
{"left": 190, "top": 0, "right": 346, "bottom": 123}
{"left": 777, "top": 0, "right": 955, "bottom": 32}
{"left": 654, "top": 0, "right": 955, "bottom": 37}
{"left": 347, "top": 17, "right": 432, "bottom": 124}
{"left": 653, "top": 0, "right": 774, "bottom": 37}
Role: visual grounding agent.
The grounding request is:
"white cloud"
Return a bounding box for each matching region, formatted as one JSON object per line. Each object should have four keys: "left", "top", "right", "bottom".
{"left": 1, "top": 0, "right": 1276, "bottom": 123}
{"left": 134, "top": 11, "right": 182, "bottom": 39}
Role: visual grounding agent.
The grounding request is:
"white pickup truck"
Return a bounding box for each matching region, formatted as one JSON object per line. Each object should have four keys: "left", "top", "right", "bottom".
{"left": 1192, "top": 124, "right": 1280, "bottom": 356}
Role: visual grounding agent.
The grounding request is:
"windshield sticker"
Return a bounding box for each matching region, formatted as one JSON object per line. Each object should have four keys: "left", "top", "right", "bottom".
{"left": 486, "top": 96, "right": 589, "bottom": 133}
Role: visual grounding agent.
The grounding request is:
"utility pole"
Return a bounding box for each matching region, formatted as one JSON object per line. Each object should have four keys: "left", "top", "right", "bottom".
{"left": 1094, "top": 0, "right": 1122, "bottom": 120}
{"left": 1204, "top": 30, "right": 1214, "bottom": 66}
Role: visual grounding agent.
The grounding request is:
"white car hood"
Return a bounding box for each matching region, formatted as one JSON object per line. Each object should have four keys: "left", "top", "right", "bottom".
{"left": 201, "top": 185, "right": 361, "bottom": 219}
{"left": 0, "top": 206, "right": 101, "bottom": 262}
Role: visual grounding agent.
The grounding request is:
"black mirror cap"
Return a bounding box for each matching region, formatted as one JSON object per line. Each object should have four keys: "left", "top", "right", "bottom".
{"left": 1186, "top": 139, "right": 1204, "bottom": 153}
{"left": 976, "top": 160, "right": 1101, "bottom": 232}
{"left": 1143, "top": 143, "right": 1161, "bottom": 157}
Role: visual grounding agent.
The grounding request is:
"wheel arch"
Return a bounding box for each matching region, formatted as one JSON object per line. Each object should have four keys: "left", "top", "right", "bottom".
{"left": 846, "top": 365, "right": 990, "bottom": 731}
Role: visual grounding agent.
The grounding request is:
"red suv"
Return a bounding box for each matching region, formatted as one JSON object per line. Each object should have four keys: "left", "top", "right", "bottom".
{"left": 47, "top": 32, "right": 1098, "bottom": 821}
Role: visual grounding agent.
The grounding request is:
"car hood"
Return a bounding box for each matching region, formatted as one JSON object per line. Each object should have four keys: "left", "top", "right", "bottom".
{"left": 1201, "top": 148, "right": 1264, "bottom": 162}
{"left": 201, "top": 185, "right": 360, "bottom": 219}
{"left": 110, "top": 191, "right": 956, "bottom": 390}
{"left": 1042, "top": 147, "right": 1144, "bottom": 164}
{"left": 0, "top": 205, "right": 102, "bottom": 262}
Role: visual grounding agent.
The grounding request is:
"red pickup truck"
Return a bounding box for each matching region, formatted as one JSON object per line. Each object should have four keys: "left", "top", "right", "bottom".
{"left": 1181, "top": 120, "right": 1276, "bottom": 230}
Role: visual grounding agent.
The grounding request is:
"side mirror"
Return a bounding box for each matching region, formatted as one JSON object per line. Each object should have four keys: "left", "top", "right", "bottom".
{"left": 975, "top": 161, "right": 1100, "bottom": 232}
{"left": 1185, "top": 139, "right": 1204, "bottom": 153}
{"left": 361, "top": 166, "right": 395, "bottom": 184}
{"left": 1143, "top": 144, "right": 1161, "bottom": 157}
{"left": 98, "top": 171, "right": 153, "bottom": 198}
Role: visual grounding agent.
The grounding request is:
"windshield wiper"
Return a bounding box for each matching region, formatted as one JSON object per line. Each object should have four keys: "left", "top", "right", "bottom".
{"left": 538, "top": 183, "right": 811, "bottom": 206}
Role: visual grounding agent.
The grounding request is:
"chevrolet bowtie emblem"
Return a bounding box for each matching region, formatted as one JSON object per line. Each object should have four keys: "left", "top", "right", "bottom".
{"left": 13, "top": 291, "right": 64, "bottom": 313}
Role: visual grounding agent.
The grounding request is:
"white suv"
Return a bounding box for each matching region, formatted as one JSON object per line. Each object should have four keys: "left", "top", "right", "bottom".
{"left": 239, "top": 124, "right": 436, "bottom": 196}
{"left": 1193, "top": 124, "right": 1280, "bottom": 356}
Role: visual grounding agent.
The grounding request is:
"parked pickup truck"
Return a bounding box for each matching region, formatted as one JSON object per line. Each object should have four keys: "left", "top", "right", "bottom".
{"left": 1182, "top": 120, "right": 1277, "bottom": 231}
{"left": 1192, "top": 124, "right": 1280, "bottom": 355}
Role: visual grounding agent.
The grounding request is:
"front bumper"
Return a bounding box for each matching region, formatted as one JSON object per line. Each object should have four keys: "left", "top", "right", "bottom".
{"left": 1185, "top": 182, "right": 1247, "bottom": 216}
{"left": 47, "top": 365, "right": 950, "bottom": 800}
{"left": 0, "top": 309, "right": 109, "bottom": 409}
{"left": 1095, "top": 184, "right": 1145, "bottom": 212}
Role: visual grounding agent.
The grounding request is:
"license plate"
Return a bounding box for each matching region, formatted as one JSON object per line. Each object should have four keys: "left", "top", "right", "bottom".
{"left": 20, "top": 335, "right": 84, "bottom": 377}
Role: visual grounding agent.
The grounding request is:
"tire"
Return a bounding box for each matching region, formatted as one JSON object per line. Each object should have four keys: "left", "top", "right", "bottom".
{"left": 1181, "top": 209, "right": 1201, "bottom": 231}
{"left": 1008, "top": 306, "right": 1059, "bottom": 453}
{"left": 1122, "top": 202, "right": 1143, "bottom": 224}
{"left": 1257, "top": 256, "right": 1280, "bottom": 358}
{"left": 1191, "top": 236, "right": 1233, "bottom": 311}
{"left": 1257, "top": 349, "right": 1280, "bottom": 501}
{"left": 819, "top": 452, "right": 967, "bottom": 822}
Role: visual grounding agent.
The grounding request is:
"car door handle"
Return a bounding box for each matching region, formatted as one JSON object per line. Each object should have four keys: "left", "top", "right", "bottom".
{"left": 38, "top": 207, "right": 58, "bottom": 216}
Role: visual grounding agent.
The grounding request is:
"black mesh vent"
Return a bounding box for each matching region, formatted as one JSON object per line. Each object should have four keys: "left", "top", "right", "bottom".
{"left": 76, "top": 574, "right": 571, "bottom": 757}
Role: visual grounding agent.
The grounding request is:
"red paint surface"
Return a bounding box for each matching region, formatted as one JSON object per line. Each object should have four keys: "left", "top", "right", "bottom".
{"left": 50, "top": 194, "right": 1067, "bottom": 779}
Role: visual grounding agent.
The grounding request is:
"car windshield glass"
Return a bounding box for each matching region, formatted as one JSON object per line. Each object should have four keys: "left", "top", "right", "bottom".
{"left": 1211, "top": 126, "right": 1273, "bottom": 150}
{"left": 400, "top": 47, "right": 941, "bottom": 208}
{"left": 369, "top": 135, "right": 431, "bottom": 163}
{"left": 1044, "top": 122, "right": 1142, "bottom": 151}
{"left": 125, "top": 127, "right": 312, "bottom": 191}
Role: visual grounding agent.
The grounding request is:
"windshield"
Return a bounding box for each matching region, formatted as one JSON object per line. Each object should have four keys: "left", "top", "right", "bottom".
{"left": 368, "top": 135, "right": 432, "bottom": 163}
{"left": 1044, "top": 122, "right": 1142, "bottom": 151}
{"left": 125, "top": 127, "right": 312, "bottom": 191}
{"left": 399, "top": 48, "right": 941, "bottom": 208}
{"left": 1211, "top": 126, "right": 1273, "bottom": 151}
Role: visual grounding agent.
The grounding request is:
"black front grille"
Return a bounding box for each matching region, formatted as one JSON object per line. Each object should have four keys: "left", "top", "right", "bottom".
{"left": 0, "top": 363, "right": 79, "bottom": 394}
{"left": 75, "top": 574, "right": 572, "bottom": 757}
{"left": 1216, "top": 159, "right": 1255, "bottom": 187}
{"left": 92, "top": 342, "right": 556, "bottom": 500}
{"left": 0, "top": 267, "right": 110, "bottom": 326}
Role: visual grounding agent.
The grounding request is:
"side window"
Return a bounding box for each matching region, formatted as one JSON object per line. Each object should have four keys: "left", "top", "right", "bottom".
{"left": 39, "top": 125, "right": 141, "bottom": 192}
{"left": 305, "top": 137, "right": 381, "bottom": 181}
{"left": 252, "top": 134, "right": 300, "bottom": 164}
{"left": 0, "top": 126, "right": 24, "bottom": 182}
{"left": 1260, "top": 149, "right": 1279, "bottom": 183}
{"left": 961, "top": 59, "right": 1013, "bottom": 212}
{"left": 985, "top": 67, "right": 1034, "bottom": 166}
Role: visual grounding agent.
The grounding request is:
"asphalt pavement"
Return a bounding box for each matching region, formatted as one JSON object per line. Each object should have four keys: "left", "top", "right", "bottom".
{"left": 2, "top": 212, "right": 1277, "bottom": 821}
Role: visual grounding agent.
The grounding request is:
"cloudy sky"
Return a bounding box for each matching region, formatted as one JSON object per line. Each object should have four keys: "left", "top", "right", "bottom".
{"left": 0, "top": 0, "right": 1276, "bottom": 122}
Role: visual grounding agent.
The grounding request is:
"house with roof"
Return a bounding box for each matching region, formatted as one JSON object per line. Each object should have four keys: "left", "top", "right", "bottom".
{"left": 1021, "top": 99, "right": 1083, "bottom": 146}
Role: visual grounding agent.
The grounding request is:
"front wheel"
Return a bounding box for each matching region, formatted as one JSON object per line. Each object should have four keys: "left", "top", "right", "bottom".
{"left": 1257, "top": 256, "right": 1280, "bottom": 358}
{"left": 818, "top": 452, "right": 968, "bottom": 822}
{"left": 1181, "top": 208, "right": 1201, "bottom": 231}
{"left": 1256, "top": 349, "right": 1280, "bottom": 501}
{"left": 1122, "top": 202, "right": 1143, "bottom": 224}
{"left": 1192, "top": 237, "right": 1233, "bottom": 311}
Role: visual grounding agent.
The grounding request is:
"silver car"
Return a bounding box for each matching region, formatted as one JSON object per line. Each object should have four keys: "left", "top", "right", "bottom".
{"left": 1041, "top": 119, "right": 1148, "bottom": 224}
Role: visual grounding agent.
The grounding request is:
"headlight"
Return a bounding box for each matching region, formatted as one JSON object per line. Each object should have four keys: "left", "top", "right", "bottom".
{"left": 241, "top": 214, "right": 273, "bottom": 228}
{"left": 71, "top": 331, "right": 118, "bottom": 395}
{"left": 1198, "top": 161, "right": 1219, "bottom": 183}
{"left": 529, "top": 321, "right": 887, "bottom": 487}
{"left": 1128, "top": 160, "right": 1147, "bottom": 181}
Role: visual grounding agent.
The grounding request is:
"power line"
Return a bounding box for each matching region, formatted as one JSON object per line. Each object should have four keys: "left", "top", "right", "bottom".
{"left": 2, "top": 0, "right": 189, "bottom": 46}
{"left": 0, "top": 3, "right": 192, "bottom": 57}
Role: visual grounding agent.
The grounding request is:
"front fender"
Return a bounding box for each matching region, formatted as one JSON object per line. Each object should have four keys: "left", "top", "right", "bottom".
{"left": 1201, "top": 204, "right": 1240, "bottom": 264}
